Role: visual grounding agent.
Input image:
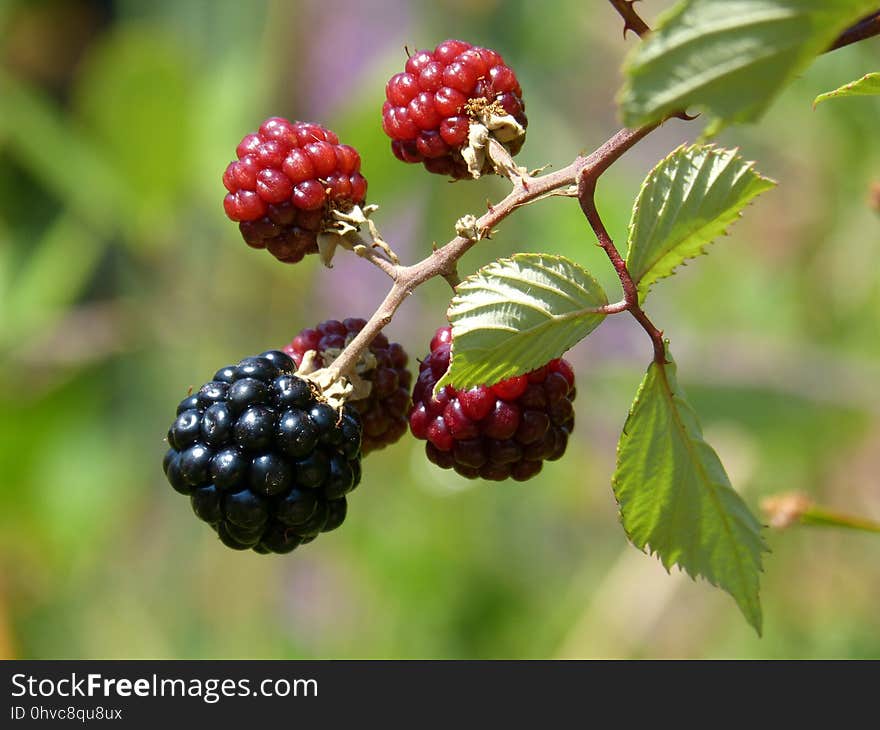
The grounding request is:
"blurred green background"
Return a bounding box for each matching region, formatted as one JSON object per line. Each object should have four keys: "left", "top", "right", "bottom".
{"left": 1, "top": 0, "right": 879, "bottom": 659}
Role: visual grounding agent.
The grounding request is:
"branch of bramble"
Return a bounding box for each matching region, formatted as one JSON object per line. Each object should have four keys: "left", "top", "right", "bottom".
{"left": 328, "top": 123, "right": 665, "bottom": 379}
{"left": 577, "top": 175, "right": 666, "bottom": 364}
{"left": 608, "top": 0, "right": 651, "bottom": 38}
{"left": 829, "top": 10, "right": 880, "bottom": 51}
{"left": 608, "top": 1, "right": 880, "bottom": 50}
{"left": 331, "top": 4, "right": 880, "bottom": 382}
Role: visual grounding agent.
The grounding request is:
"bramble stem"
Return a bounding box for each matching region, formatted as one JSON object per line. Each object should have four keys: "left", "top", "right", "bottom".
{"left": 762, "top": 491, "right": 880, "bottom": 534}
{"left": 328, "top": 123, "right": 667, "bottom": 379}
{"left": 441, "top": 267, "right": 462, "bottom": 291}
{"left": 607, "top": 1, "right": 880, "bottom": 50}
{"left": 331, "top": 4, "right": 880, "bottom": 381}
{"left": 608, "top": 0, "right": 651, "bottom": 38}
{"left": 801, "top": 507, "right": 880, "bottom": 534}
{"left": 347, "top": 232, "right": 399, "bottom": 279}
{"left": 600, "top": 299, "right": 630, "bottom": 315}
{"left": 580, "top": 123, "right": 661, "bottom": 179}
{"left": 829, "top": 11, "right": 880, "bottom": 51}
{"left": 577, "top": 176, "right": 666, "bottom": 364}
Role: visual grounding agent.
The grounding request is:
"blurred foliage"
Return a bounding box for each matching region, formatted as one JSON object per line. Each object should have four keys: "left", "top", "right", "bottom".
{"left": 0, "top": 0, "right": 878, "bottom": 659}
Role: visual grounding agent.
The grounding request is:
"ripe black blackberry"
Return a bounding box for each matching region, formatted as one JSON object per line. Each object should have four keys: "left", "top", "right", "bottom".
{"left": 382, "top": 39, "right": 527, "bottom": 179}
{"left": 283, "top": 318, "right": 411, "bottom": 454}
{"left": 409, "top": 327, "right": 575, "bottom": 481}
{"left": 162, "top": 350, "right": 362, "bottom": 553}
{"left": 222, "top": 117, "right": 368, "bottom": 263}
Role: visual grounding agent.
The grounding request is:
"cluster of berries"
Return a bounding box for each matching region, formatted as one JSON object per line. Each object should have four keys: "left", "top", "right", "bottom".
{"left": 382, "top": 39, "right": 527, "bottom": 178}
{"left": 166, "top": 40, "right": 579, "bottom": 553}
{"left": 283, "top": 318, "right": 411, "bottom": 455}
{"left": 163, "top": 351, "right": 361, "bottom": 553}
{"left": 223, "top": 118, "right": 367, "bottom": 263}
{"left": 408, "top": 328, "right": 575, "bottom": 481}
{"left": 221, "top": 38, "right": 528, "bottom": 257}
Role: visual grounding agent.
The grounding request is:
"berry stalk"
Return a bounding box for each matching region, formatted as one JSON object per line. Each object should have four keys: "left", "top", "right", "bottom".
{"left": 333, "top": 0, "right": 880, "bottom": 383}
{"left": 322, "top": 7, "right": 880, "bottom": 386}
{"left": 609, "top": 0, "right": 651, "bottom": 39}
{"left": 607, "top": 0, "right": 880, "bottom": 51}
{"left": 577, "top": 175, "right": 666, "bottom": 364}
{"left": 828, "top": 10, "right": 880, "bottom": 51}
{"left": 329, "top": 122, "right": 670, "bottom": 382}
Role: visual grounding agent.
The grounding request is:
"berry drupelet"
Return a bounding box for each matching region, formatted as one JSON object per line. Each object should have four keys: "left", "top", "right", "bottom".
{"left": 163, "top": 350, "right": 362, "bottom": 554}
{"left": 382, "top": 39, "right": 527, "bottom": 179}
{"left": 222, "top": 117, "right": 368, "bottom": 263}
{"left": 409, "top": 327, "right": 575, "bottom": 481}
{"left": 284, "top": 318, "right": 412, "bottom": 455}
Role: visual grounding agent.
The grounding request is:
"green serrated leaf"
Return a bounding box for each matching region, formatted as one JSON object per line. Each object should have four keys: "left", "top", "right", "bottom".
{"left": 814, "top": 72, "right": 880, "bottom": 107}
{"left": 619, "top": 0, "right": 877, "bottom": 130}
{"left": 626, "top": 144, "right": 775, "bottom": 302}
{"left": 437, "top": 254, "right": 607, "bottom": 390}
{"left": 613, "top": 351, "right": 768, "bottom": 634}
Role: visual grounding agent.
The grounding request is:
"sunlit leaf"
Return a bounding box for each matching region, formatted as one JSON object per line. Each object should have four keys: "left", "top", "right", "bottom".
{"left": 613, "top": 351, "right": 768, "bottom": 633}
{"left": 619, "top": 0, "right": 877, "bottom": 131}
{"left": 814, "top": 72, "right": 880, "bottom": 107}
{"left": 626, "top": 144, "right": 775, "bottom": 301}
{"left": 437, "top": 254, "right": 607, "bottom": 390}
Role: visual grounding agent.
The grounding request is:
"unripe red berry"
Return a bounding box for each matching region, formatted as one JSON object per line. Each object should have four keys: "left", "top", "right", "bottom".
{"left": 222, "top": 117, "right": 368, "bottom": 264}
{"left": 284, "top": 319, "right": 411, "bottom": 455}
{"left": 409, "top": 327, "right": 575, "bottom": 482}
{"left": 382, "top": 39, "right": 527, "bottom": 179}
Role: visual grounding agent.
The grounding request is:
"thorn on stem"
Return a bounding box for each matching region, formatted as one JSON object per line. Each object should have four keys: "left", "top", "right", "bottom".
{"left": 612, "top": 0, "right": 651, "bottom": 39}
{"left": 674, "top": 110, "right": 701, "bottom": 121}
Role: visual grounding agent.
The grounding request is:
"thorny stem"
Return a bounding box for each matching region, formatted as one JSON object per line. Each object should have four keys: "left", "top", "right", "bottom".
{"left": 330, "top": 124, "right": 663, "bottom": 379}
{"left": 609, "top": 0, "right": 651, "bottom": 38}
{"left": 328, "top": 4, "right": 880, "bottom": 382}
{"left": 577, "top": 176, "right": 666, "bottom": 364}
{"left": 441, "top": 268, "right": 462, "bottom": 290}
{"left": 609, "top": 1, "right": 880, "bottom": 51}
{"left": 347, "top": 232, "right": 399, "bottom": 279}
{"left": 829, "top": 11, "right": 880, "bottom": 51}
